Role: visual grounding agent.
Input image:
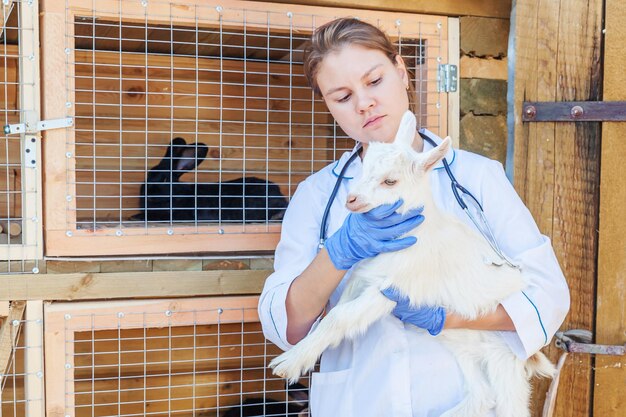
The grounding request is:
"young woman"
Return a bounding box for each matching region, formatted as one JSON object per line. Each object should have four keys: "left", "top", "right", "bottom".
{"left": 258, "top": 18, "right": 569, "bottom": 417}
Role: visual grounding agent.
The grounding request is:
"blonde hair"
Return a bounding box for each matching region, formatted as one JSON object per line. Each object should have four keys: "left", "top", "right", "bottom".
{"left": 303, "top": 18, "right": 416, "bottom": 113}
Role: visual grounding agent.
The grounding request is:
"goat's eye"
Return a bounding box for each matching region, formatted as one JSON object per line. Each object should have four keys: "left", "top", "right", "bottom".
{"left": 383, "top": 179, "right": 397, "bottom": 186}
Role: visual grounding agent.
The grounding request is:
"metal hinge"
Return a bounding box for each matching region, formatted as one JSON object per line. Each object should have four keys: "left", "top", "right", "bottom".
{"left": 3, "top": 117, "right": 73, "bottom": 135}
{"left": 3, "top": 117, "right": 73, "bottom": 168}
{"left": 437, "top": 64, "right": 458, "bottom": 93}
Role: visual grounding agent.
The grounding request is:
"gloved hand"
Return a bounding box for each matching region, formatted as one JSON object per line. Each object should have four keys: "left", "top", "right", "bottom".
{"left": 325, "top": 200, "right": 424, "bottom": 270}
{"left": 382, "top": 287, "right": 446, "bottom": 336}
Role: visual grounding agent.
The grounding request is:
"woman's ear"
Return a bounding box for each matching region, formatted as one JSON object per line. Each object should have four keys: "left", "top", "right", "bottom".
{"left": 394, "top": 55, "right": 409, "bottom": 89}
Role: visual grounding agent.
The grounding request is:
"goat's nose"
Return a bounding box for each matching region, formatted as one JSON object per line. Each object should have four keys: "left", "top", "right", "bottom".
{"left": 346, "top": 194, "right": 357, "bottom": 205}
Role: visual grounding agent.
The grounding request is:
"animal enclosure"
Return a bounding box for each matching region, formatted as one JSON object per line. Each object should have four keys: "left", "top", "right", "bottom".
{"left": 40, "top": 0, "right": 452, "bottom": 256}
{"left": 44, "top": 296, "right": 306, "bottom": 417}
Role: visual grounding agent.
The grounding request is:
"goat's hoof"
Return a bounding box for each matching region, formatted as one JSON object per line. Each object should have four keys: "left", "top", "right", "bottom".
{"left": 269, "top": 353, "right": 310, "bottom": 384}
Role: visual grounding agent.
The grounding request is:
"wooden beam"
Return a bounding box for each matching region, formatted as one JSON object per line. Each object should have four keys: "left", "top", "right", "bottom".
{"left": 24, "top": 301, "right": 44, "bottom": 417}
{"left": 512, "top": 1, "right": 603, "bottom": 416}
{"left": 247, "top": 0, "right": 512, "bottom": 19}
{"left": 0, "top": 269, "right": 270, "bottom": 301}
{"left": 593, "top": 0, "right": 626, "bottom": 415}
{"left": 460, "top": 56, "right": 508, "bottom": 80}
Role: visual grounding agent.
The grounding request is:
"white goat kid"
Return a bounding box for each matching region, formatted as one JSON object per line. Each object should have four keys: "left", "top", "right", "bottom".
{"left": 270, "top": 111, "right": 555, "bottom": 417}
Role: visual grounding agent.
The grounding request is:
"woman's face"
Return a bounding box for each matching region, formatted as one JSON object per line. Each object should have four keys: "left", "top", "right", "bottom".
{"left": 316, "top": 45, "right": 410, "bottom": 145}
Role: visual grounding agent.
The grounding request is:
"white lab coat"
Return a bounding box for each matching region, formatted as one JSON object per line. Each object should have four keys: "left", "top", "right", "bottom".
{"left": 259, "top": 134, "right": 570, "bottom": 417}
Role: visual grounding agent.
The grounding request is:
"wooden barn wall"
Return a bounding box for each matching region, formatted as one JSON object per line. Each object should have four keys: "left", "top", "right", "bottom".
{"left": 459, "top": 17, "right": 509, "bottom": 165}
{"left": 512, "top": 0, "right": 603, "bottom": 416}
{"left": 594, "top": 0, "right": 626, "bottom": 415}
{"left": 248, "top": 0, "right": 512, "bottom": 19}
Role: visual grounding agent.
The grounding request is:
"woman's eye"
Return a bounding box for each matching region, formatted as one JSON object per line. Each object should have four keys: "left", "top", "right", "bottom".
{"left": 383, "top": 179, "right": 397, "bottom": 186}
{"left": 370, "top": 77, "right": 382, "bottom": 85}
{"left": 337, "top": 94, "right": 351, "bottom": 103}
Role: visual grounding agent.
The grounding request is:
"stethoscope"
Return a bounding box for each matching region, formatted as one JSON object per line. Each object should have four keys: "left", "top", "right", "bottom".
{"left": 318, "top": 128, "right": 520, "bottom": 269}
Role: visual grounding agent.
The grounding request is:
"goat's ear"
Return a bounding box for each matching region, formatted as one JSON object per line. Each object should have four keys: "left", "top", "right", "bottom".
{"left": 393, "top": 110, "right": 417, "bottom": 148}
{"left": 418, "top": 136, "right": 451, "bottom": 172}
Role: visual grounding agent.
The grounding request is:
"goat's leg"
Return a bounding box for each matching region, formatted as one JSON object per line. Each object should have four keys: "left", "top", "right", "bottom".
{"left": 485, "top": 353, "right": 531, "bottom": 417}
{"left": 439, "top": 342, "right": 495, "bottom": 417}
{"left": 270, "top": 286, "right": 395, "bottom": 383}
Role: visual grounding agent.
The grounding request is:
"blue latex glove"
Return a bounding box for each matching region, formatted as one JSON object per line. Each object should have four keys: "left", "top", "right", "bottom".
{"left": 325, "top": 200, "right": 424, "bottom": 270}
{"left": 382, "top": 287, "right": 446, "bottom": 336}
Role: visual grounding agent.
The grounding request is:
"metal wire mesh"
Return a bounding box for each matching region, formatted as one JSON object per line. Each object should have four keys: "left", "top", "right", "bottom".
{"left": 61, "top": 301, "right": 310, "bottom": 417}
{"left": 0, "top": 0, "right": 41, "bottom": 273}
{"left": 64, "top": 0, "right": 443, "bottom": 233}
{"left": 0, "top": 317, "right": 45, "bottom": 417}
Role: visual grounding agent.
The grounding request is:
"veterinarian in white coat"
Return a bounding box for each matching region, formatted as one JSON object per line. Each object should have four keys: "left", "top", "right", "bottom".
{"left": 259, "top": 18, "right": 570, "bottom": 417}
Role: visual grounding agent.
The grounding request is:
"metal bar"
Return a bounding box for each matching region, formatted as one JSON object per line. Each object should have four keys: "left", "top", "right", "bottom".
{"left": 522, "top": 101, "right": 626, "bottom": 122}
{"left": 566, "top": 342, "right": 625, "bottom": 356}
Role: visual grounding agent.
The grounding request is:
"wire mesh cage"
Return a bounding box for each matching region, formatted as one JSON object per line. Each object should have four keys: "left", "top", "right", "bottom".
{"left": 41, "top": 0, "right": 450, "bottom": 256}
{"left": 0, "top": 304, "right": 45, "bottom": 417}
{"left": 45, "top": 296, "right": 310, "bottom": 417}
{"left": 0, "top": 0, "right": 43, "bottom": 272}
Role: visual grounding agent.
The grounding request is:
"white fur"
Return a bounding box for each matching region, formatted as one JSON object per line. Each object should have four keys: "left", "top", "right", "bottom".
{"left": 270, "top": 111, "right": 555, "bottom": 416}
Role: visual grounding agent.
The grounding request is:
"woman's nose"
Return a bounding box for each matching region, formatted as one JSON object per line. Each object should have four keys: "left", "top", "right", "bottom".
{"left": 354, "top": 91, "right": 375, "bottom": 113}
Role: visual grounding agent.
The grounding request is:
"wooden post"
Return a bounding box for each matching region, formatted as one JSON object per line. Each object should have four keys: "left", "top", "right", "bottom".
{"left": 512, "top": 1, "right": 603, "bottom": 416}
{"left": 18, "top": 0, "right": 42, "bottom": 260}
{"left": 447, "top": 17, "right": 460, "bottom": 148}
{"left": 24, "top": 301, "right": 44, "bottom": 417}
{"left": 593, "top": 0, "right": 626, "bottom": 415}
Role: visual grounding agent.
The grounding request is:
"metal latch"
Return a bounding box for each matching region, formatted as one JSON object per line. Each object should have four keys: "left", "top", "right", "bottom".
{"left": 437, "top": 64, "right": 458, "bottom": 93}
{"left": 3, "top": 117, "right": 73, "bottom": 135}
{"left": 555, "top": 329, "right": 625, "bottom": 356}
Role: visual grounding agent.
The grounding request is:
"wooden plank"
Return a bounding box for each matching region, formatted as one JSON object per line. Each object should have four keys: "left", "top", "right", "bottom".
{"left": 460, "top": 16, "right": 510, "bottom": 57}
{"left": 512, "top": 1, "right": 603, "bottom": 416}
{"left": 447, "top": 17, "right": 460, "bottom": 148}
{"left": 247, "top": 0, "right": 512, "bottom": 19}
{"left": 18, "top": 0, "right": 43, "bottom": 260}
{"left": 40, "top": 8, "right": 69, "bottom": 234}
{"left": 0, "top": 269, "right": 270, "bottom": 301}
{"left": 45, "top": 228, "right": 281, "bottom": 256}
{"left": 24, "top": 301, "right": 44, "bottom": 417}
{"left": 459, "top": 55, "right": 507, "bottom": 80}
{"left": 42, "top": 300, "right": 64, "bottom": 417}
{"left": 593, "top": 0, "right": 626, "bottom": 415}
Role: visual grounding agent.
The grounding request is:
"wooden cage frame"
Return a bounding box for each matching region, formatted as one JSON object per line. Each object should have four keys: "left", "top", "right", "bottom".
{"left": 44, "top": 295, "right": 269, "bottom": 417}
{"left": 40, "top": 0, "right": 456, "bottom": 256}
{"left": 0, "top": 0, "right": 44, "bottom": 263}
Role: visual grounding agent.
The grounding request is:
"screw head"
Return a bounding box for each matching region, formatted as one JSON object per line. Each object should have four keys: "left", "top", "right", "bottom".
{"left": 524, "top": 105, "right": 537, "bottom": 119}
{"left": 571, "top": 105, "right": 584, "bottom": 118}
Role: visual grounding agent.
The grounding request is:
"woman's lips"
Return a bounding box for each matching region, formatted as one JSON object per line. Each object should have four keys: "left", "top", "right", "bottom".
{"left": 363, "top": 115, "right": 385, "bottom": 128}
